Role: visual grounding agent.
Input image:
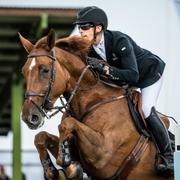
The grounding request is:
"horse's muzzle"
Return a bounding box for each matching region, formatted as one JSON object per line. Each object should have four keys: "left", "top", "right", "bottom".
{"left": 21, "top": 98, "right": 46, "bottom": 129}
{"left": 21, "top": 109, "right": 44, "bottom": 130}
{"left": 21, "top": 113, "right": 44, "bottom": 130}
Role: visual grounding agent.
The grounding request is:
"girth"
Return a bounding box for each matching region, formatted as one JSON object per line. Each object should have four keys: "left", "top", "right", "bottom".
{"left": 110, "top": 135, "right": 149, "bottom": 180}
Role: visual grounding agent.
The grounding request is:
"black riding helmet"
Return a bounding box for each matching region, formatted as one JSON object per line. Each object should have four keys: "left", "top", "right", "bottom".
{"left": 74, "top": 6, "right": 108, "bottom": 30}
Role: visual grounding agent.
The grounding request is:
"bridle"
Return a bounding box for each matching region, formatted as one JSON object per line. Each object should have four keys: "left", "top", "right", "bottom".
{"left": 25, "top": 49, "right": 56, "bottom": 119}
{"left": 24, "top": 48, "right": 91, "bottom": 119}
{"left": 26, "top": 50, "right": 55, "bottom": 101}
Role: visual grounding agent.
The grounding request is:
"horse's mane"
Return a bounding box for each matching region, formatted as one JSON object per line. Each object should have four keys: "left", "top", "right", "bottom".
{"left": 33, "top": 35, "right": 91, "bottom": 62}
{"left": 55, "top": 36, "right": 91, "bottom": 62}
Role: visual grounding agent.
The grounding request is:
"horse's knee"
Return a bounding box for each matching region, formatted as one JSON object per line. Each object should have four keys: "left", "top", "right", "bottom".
{"left": 34, "top": 131, "right": 49, "bottom": 148}
{"left": 58, "top": 117, "right": 76, "bottom": 133}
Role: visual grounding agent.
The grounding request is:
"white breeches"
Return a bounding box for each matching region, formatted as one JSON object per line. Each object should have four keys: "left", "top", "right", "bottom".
{"left": 141, "top": 75, "right": 164, "bottom": 118}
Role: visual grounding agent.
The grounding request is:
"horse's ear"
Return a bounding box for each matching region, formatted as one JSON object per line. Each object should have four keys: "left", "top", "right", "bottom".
{"left": 47, "top": 29, "right": 55, "bottom": 50}
{"left": 18, "top": 32, "right": 34, "bottom": 53}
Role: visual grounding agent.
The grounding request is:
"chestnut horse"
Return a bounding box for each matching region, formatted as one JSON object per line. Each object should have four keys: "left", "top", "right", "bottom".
{"left": 19, "top": 30, "right": 173, "bottom": 180}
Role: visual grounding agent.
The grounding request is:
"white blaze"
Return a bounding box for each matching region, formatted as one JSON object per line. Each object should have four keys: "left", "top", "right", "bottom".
{"left": 29, "top": 58, "right": 36, "bottom": 70}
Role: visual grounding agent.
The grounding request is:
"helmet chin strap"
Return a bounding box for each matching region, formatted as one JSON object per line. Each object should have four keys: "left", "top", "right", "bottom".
{"left": 93, "top": 26, "right": 97, "bottom": 43}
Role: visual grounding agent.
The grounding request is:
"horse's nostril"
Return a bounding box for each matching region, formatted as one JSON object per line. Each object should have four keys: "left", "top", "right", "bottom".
{"left": 31, "top": 114, "right": 39, "bottom": 124}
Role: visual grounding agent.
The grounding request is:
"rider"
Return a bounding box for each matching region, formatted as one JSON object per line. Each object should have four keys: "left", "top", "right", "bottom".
{"left": 73, "top": 6, "right": 173, "bottom": 175}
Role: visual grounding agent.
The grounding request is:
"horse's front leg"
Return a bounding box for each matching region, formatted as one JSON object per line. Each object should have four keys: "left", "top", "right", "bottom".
{"left": 57, "top": 117, "right": 105, "bottom": 177}
{"left": 56, "top": 118, "right": 84, "bottom": 180}
{"left": 34, "top": 131, "right": 66, "bottom": 180}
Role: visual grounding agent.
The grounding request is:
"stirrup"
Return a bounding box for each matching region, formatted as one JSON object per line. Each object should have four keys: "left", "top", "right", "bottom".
{"left": 155, "top": 154, "right": 174, "bottom": 176}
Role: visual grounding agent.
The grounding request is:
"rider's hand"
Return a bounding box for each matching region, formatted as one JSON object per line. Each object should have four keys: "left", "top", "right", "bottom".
{"left": 87, "top": 57, "right": 104, "bottom": 74}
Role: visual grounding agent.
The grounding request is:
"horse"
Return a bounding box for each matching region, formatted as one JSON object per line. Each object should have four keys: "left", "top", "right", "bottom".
{"left": 19, "top": 30, "right": 173, "bottom": 180}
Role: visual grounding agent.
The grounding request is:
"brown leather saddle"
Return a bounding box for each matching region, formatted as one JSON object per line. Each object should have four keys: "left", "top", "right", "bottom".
{"left": 129, "top": 88, "right": 170, "bottom": 129}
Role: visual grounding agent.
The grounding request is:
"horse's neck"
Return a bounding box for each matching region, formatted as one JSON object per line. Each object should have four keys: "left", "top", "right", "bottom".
{"left": 56, "top": 48, "right": 96, "bottom": 89}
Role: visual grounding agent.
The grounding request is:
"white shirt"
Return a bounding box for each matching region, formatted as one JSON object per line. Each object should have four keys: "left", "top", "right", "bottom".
{"left": 93, "top": 33, "right": 107, "bottom": 61}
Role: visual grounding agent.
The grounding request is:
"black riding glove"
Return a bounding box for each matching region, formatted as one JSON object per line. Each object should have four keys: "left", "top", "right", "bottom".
{"left": 87, "top": 57, "right": 104, "bottom": 74}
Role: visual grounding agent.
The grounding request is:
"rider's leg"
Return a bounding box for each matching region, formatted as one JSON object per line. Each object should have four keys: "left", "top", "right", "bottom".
{"left": 141, "top": 75, "right": 173, "bottom": 174}
{"left": 141, "top": 75, "right": 163, "bottom": 119}
{"left": 146, "top": 107, "right": 173, "bottom": 174}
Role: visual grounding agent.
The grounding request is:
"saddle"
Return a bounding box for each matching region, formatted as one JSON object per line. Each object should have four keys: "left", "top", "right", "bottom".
{"left": 128, "top": 88, "right": 170, "bottom": 130}
{"left": 127, "top": 88, "right": 175, "bottom": 150}
{"left": 99, "top": 77, "right": 173, "bottom": 138}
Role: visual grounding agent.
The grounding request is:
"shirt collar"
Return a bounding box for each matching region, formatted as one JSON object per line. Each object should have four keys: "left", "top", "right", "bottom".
{"left": 93, "top": 32, "right": 105, "bottom": 48}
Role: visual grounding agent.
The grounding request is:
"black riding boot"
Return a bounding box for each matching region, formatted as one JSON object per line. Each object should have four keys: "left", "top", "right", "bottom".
{"left": 146, "top": 107, "right": 174, "bottom": 175}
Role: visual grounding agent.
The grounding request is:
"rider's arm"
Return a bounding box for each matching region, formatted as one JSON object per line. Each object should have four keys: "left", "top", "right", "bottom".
{"left": 104, "top": 37, "right": 139, "bottom": 83}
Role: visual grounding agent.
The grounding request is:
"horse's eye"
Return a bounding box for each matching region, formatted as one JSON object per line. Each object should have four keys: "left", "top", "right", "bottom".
{"left": 40, "top": 67, "right": 49, "bottom": 75}
{"left": 42, "top": 68, "right": 49, "bottom": 73}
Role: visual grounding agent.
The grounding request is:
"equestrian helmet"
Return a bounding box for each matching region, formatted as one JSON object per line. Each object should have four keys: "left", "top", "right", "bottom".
{"left": 74, "top": 6, "right": 108, "bottom": 29}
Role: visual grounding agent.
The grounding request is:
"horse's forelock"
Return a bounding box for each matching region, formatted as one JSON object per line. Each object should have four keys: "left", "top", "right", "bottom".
{"left": 55, "top": 36, "right": 91, "bottom": 62}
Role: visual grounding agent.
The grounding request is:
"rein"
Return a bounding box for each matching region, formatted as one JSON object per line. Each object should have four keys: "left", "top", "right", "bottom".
{"left": 49, "top": 65, "right": 92, "bottom": 118}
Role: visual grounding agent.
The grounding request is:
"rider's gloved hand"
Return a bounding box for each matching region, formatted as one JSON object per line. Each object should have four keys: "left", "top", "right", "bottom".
{"left": 87, "top": 57, "right": 104, "bottom": 74}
